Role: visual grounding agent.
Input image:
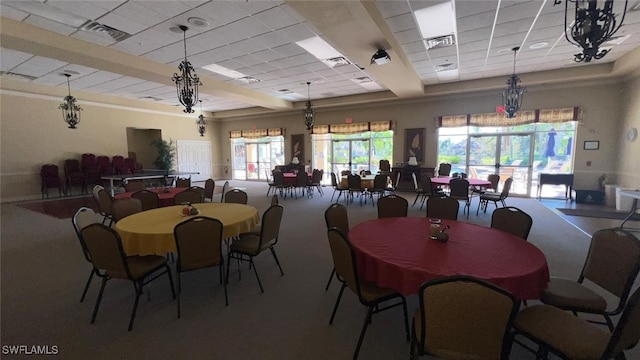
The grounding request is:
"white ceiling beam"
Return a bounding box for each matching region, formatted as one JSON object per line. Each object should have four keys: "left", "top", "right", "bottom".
{"left": 0, "top": 17, "right": 293, "bottom": 111}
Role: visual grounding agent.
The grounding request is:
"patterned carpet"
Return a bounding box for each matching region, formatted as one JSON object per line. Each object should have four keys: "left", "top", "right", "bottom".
{"left": 16, "top": 196, "right": 99, "bottom": 219}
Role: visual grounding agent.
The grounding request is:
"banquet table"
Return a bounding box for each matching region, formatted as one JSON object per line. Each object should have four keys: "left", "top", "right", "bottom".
{"left": 115, "top": 203, "right": 260, "bottom": 256}
{"left": 431, "top": 176, "right": 492, "bottom": 188}
{"left": 340, "top": 174, "right": 377, "bottom": 189}
{"left": 114, "top": 187, "right": 185, "bottom": 207}
{"left": 348, "top": 217, "right": 549, "bottom": 300}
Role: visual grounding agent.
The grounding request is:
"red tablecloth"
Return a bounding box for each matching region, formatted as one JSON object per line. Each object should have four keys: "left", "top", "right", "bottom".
{"left": 349, "top": 217, "right": 549, "bottom": 300}
{"left": 431, "top": 176, "right": 492, "bottom": 187}
{"left": 114, "top": 187, "right": 184, "bottom": 207}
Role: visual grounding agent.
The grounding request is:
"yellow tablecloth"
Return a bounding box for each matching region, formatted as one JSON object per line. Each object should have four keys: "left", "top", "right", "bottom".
{"left": 115, "top": 203, "right": 260, "bottom": 256}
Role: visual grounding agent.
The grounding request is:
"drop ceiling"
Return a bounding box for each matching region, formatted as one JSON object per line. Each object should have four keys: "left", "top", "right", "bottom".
{"left": 1, "top": 0, "right": 639, "bottom": 117}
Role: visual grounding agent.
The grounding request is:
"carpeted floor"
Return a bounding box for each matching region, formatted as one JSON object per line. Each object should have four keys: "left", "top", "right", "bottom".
{"left": 2, "top": 181, "right": 639, "bottom": 359}
{"left": 557, "top": 207, "right": 640, "bottom": 220}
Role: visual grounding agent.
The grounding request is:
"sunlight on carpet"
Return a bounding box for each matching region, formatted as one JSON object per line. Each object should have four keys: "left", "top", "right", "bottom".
{"left": 558, "top": 208, "right": 640, "bottom": 220}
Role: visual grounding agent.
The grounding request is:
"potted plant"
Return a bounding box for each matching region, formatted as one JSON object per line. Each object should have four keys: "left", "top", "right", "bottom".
{"left": 151, "top": 138, "right": 176, "bottom": 171}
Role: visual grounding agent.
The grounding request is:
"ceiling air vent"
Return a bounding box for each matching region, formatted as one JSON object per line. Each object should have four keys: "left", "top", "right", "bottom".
{"left": 322, "top": 56, "right": 351, "bottom": 68}
{"left": 141, "top": 96, "right": 163, "bottom": 101}
{"left": 435, "top": 63, "right": 457, "bottom": 72}
{"left": 0, "top": 71, "right": 37, "bottom": 81}
{"left": 79, "top": 20, "right": 132, "bottom": 42}
{"left": 238, "top": 76, "right": 261, "bottom": 83}
{"left": 352, "top": 76, "right": 373, "bottom": 84}
{"left": 425, "top": 35, "right": 455, "bottom": 50}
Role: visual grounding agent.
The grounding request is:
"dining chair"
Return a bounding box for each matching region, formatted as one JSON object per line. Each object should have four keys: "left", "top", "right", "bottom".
{"left": 490, "top": 206, "right": 533, "bottom": 240}
{"left": 220, "top": 181, "right": 229, "bottom": 202}
{"left": 326, "top": 228, "right": 409, "bottom": 360}
{"left": 324, "top": 203, "right": 350, "bottom": 291}
{"left": 448, "top": 177, "right": 471, "bottom": 218}
{"left": 226, "top": 204, "right": 284, "bottom": 293}
{"left": 174, "top": 188, "right": 204, "bottom": 204}
{"left": 539, "top": 228, "right": 640, "bottom": 330}
{"left": 437, "top": 163, "right": 452, "bottom": 176}
{"left": 94, "top": 186, "right": 114, "bottom": 226}
{"left": 370, "top": 174, "right": 388, "bottom": 201}
{"left": 40, "top": 164, "right": 65, "bottom": 198}
{"left": 111, "top": 198, "right": 142, "bottom": 223}
{"left": 513, "top": 286, "right": 640, "bottom": 360}
{"left": 410, "top": 275, "right": 518, "bottom": 360}
{"left": 292, "top": 171, "right": 309, "bottom": 199}
{"left": 477, "top": 177, "right": 513, "bottom": 215}
{"left": 425, "top": 196, "right": 459, "bottom": 220}
{"left": 377, "top": 195, "right": 408, "bottom": 218}
{"left": 330, "top": 172, "right": 349, "bottom": 203}
{"left": 189, "top": 186, "right": 205, "bottom": 200}
{"left": 224, "top": 189, "right": 248, "bottom": 204}
{"left": 307, "top": 169, "right": 324, "bottom": 197}
{"left": 203, "top": 178, "right": 215, "bottom": 202}
{"left": 131, "top": 190, "right": 160, "bottom": 211}
{"left": 347, "top": 173, "right": 372, "bottom": 206}
{"left": 173, "top": 216, "right": 227, "bottom": 318}
{"left": 80, "top": 223, "right": 176, "bottom": 331}
{"left": 72, "top": 207, "right": 103, "bottom": 303}
{"left": 415, "top": 176, "right": 446, "bottom": 209}
{"left": 64, "top": 158, "right": 88, "bottom": 195}
{"left": 175, "top": 177, "right": 191, "bottom": 188}
{"left": 123, "top": 180, "right": 145, "bottom": 192}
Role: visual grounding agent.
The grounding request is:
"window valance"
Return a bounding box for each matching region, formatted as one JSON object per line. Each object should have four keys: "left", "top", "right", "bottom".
{"left": 312, "top": 120, "right": 392, "bottom": 135}
{"left": 437, "top": 107, "right": 582, "bottom": 128}
{"left": 229, "top": 127, "right": 284, "bottom": 139}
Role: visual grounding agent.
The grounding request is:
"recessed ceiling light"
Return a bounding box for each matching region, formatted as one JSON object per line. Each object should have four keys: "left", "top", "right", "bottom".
{"left": 497, "top": 48, "right": 513, "bottom": 54}
{"left": 415, "top": 2, "right": 457, "bottom": 40}
{"left": 529, "top": 42, "right": 548, "bottom": 49}
{"left": 187, "top": 17, "right": 209, "bottom": 28}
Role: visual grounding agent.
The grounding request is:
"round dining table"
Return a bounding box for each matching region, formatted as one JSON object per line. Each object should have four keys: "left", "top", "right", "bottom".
{"left": 431, "top": 176, "right": 492, "bottom": 187}
{"left": 115, "top": 203, "right": 260, "bottom": 256}
{"left": 348, "top": 217, "right": 549, "bottom": 300}
{"left": 114, "top": 187, "right": 185, "bottom": 207}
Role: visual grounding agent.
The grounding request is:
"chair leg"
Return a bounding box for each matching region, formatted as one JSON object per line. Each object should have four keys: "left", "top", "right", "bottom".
{"left": 401, "top": 297, "right": 410, "bottom": 341}
{"left": 325, "top": 268, "right": 336, "bottom": 291}
{"left": 80, "top": 270, "right": 95, "bottom": 302}
{"left": 128, "top": 282, "right": 143, "bottom": 331}
{"left": 177, "top": 272, "right": 182, "bottom": 319}
{"left": 221, "top": 263, "right": 228, "bottom": 306}
{"left": 354, "top": 307, "right": 374, "bottom": 359}
{"left": 90, "top": 276, "right": 109, "bottom": 324}
{"left": 329, "top": 283, "right": 346, "bottom": 324}
{"left": 249, "top": 258, "right": 264, "bottom": 293}
{"left": 269, "top": 246, "right": 284, "bottom": 276}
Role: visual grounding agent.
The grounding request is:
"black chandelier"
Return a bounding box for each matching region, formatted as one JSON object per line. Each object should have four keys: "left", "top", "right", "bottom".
{"left": 59, "top": 73, "right": 81, "bottom": 129}
{"left": 172, "top": 25, "right": 201, "bottom": 113}
{"left": 196, "top": 100, "right": 206, "bottom": 137}
{"left": 501, "top": 47, "right": 526, "bottom": 119}
{"left": 556, "top": 0, "right": 628, "bottom": 62}
{"left": 303, "top": 81, "right": 315, "bottom": 130}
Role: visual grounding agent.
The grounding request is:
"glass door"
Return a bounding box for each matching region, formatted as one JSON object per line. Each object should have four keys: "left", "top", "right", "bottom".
{"left": 468, "top": 133, "right": 533, "bottom": 196}
{"left": 331, "top": 139, "right": 370, "bottom": 174}
{"left": 245, "top": 143, "right": 272, "bottom": 180}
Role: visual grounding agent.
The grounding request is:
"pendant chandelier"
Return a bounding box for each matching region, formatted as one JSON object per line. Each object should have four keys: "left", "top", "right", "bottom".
{"left": 196, "top": 100, "right": 206, "bottom": 137}
{"left": 500, "top": 47, "right": 526, "bottom": 119}
{"left": 172, "top": 25, "right": 201, "bottom": 113}
{"left": 557, "top": 0, "right": 628, "bottom": 62}
{"left": 303, "top": 81, "right": 315, "bottom": 130}
{"left": 59, "top": 73, "right": 82, "bottom": 129}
